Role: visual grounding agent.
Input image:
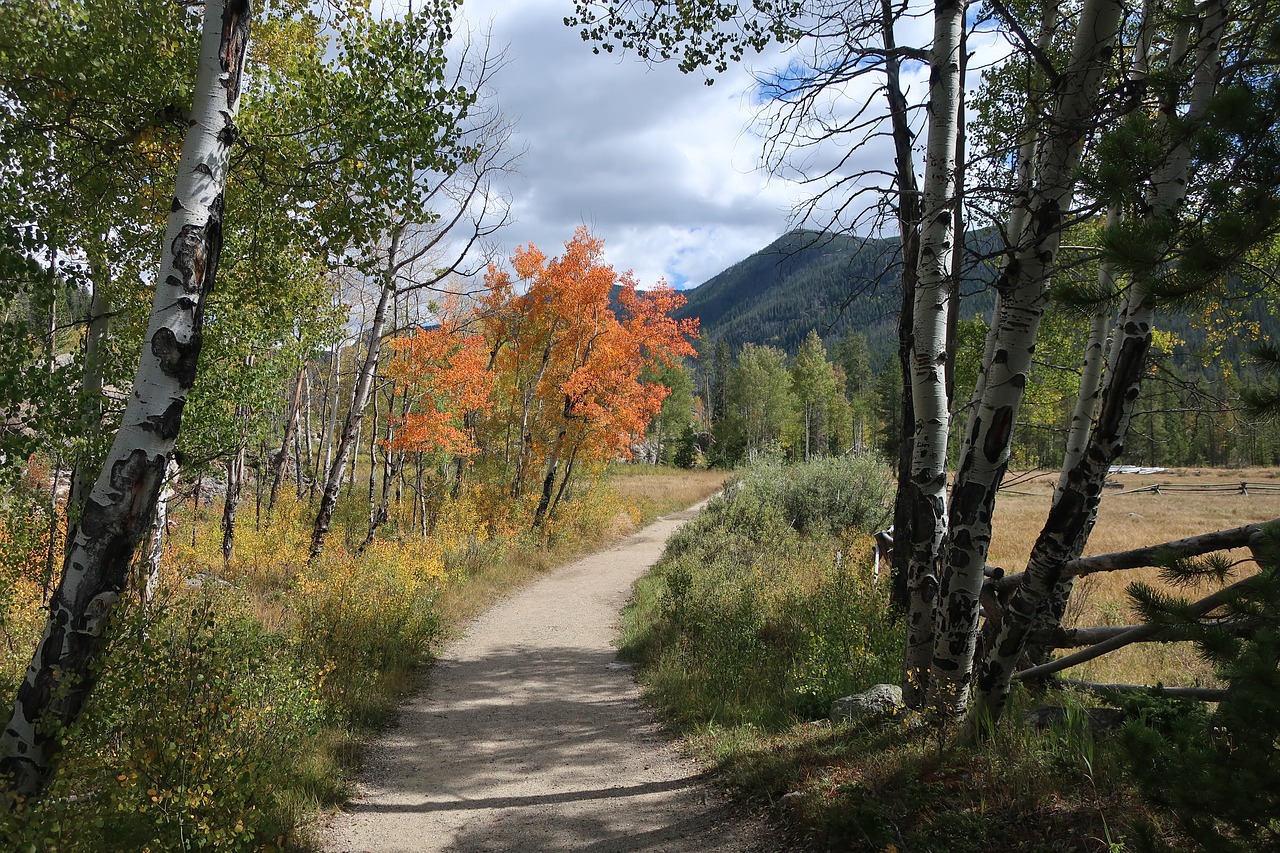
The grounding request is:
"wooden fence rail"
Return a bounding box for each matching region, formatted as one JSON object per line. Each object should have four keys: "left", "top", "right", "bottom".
{"left": 1115, "top": 481, "right": 1280, "bottom": 496}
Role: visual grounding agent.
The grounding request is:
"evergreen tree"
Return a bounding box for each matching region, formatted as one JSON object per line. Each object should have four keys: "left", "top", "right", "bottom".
{"left": 673, "top": 424, "right": 699, "bottom": 469}
{"left": 1122, "top": 527, "right": 1280, "bottom": 852}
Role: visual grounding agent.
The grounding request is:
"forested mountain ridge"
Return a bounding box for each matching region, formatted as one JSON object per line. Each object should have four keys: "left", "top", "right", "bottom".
{"left": 673, "top": 228, "right": 995, "bottom": 363}
{"left": 675, "top": 228, "right": 1280, "bottom": 377}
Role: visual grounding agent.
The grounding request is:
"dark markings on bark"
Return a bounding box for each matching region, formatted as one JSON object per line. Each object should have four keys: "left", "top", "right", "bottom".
{"left": 198, "top": 195, "right": 224, "bottom": 302}
{"left": 220, "top": 0, "right": 252, "bottom": 108}
{"left": 1031, "top": 197, "right": 1062, "bottom": 237}
{"left": 2, "top": 449, "right": 166, "bottom": 785}
{"left": 151, "top": 328, "right": 202, "bottom": 388}
{"left": 1095, "top": 334, "right": 1149, "bottom": 438}
{"left": 950, "top": 525, "right": 977, "bottom": 571}
{"left": 909, "top": 489, "right": 944, "bottom": 550}
{"left": 142, "top": 399, "right": 186, "bottom": 441}
{"left": 995, "top": 257, "right": 1021, "bottom": 297}
{"left": 217, "top": 112, "right": 238, "bottom": 147}
{"left": 169, "top": 223, "right": 209, "bottom": 295}
{"left": 170, "top": 196, "right": 183, "bottom": 213}
{"left": 983, "top": 406, "right": 1013, "bottom": 463}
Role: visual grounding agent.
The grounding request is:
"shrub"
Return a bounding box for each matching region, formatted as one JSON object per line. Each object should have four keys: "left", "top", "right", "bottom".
{"left": 621, "top": 455, "right": 901, "bottom": 730}
{"left": 294, "top": 538, "right": 445, "bottom": 726}
{"left": 1, "top": 592, "right": 327, "bottom": 853}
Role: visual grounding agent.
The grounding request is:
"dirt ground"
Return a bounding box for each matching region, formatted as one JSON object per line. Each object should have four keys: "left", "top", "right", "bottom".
{"left": 320, "top": 502, "right": 798, "bottom": 853}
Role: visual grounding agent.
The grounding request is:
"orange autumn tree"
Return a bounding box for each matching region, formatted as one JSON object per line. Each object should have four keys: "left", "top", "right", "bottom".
{"left": 383, "top": 312, "right": 496, "bottom": 531}
{"left": 475, "top": 227, "right": 698, "bottom": 527}
{"left": 386, "top": 317, "right": 495, "bottom": 458}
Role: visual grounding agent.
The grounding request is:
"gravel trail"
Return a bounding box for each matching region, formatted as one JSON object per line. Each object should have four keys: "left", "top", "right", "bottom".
{"left": 321, "top": 502, "right": 796, "bottom": 853}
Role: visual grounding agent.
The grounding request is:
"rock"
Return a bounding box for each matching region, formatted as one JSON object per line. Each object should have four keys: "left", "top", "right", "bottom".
{"left": 184, "top": 572, "right": 233, "bottom": 589}
{"left": 830, "top": 683, "right": 903, "bottom": 724}
{"left": 778, "top": 791, "right": 806, "bottom": 809}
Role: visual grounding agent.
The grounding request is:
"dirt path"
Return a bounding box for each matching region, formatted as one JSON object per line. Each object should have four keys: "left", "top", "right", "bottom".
{"left": 321, "top": 502, "right": 796, "bottom": 853}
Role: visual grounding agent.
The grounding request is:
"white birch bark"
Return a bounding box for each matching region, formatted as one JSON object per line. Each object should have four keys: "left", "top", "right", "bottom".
{"left": 968, "top": 0, "right": 1227, "bottom": 729}
{"left": 267, "top": 366, "right": 303, "bottom": 514}
{"left": 953, "top": 2, "right": 1058, "bottom": 475}
{"left": 1021, "top": 205, "right": 1121, "bottom": 656}
{"left": 928, "top": 0, "right": 1125, "bottom": 716}
{"left": 309, "top": 225, "right": 402, "bottom": 559}
{"left": 144, "top": 455, "right": 180, "bottom": 607}
{"left": 902, "top": 0, "right": 964, "bottom": 708}
{"left": 0, "top": 0, "right": 252, "bottom": 800}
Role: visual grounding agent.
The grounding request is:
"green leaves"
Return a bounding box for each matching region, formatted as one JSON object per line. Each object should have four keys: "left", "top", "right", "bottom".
{"left": 276, "top": 1, "right": 477, "bottom": 270}
{"left": 565, "top": 0, "right": 805, "bottom": 82}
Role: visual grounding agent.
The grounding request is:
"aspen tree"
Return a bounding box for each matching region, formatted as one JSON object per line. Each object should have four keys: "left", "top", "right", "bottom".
{"left": 0, "top": 0, "right": 253, "bottom": 801}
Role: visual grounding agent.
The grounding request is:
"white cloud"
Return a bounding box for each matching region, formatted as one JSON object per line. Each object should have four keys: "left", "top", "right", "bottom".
{"left": 454, "top": 0, "right": 803, "bottom": 288}
{"left": 444, "top": 1, "right": 1015, "bottom": 290}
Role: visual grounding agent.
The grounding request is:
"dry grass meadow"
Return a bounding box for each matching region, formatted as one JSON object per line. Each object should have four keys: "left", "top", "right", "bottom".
{"left": 988, "top": 466, "right": 1280, "bottom": 687}
{"left": 607, "top": 466, "right": 730, "bottom": 517}
{"left": 432, "top": 466, "right": 730, "bottom": 628}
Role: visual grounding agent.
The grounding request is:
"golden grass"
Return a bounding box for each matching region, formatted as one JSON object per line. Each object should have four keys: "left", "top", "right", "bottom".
{"left": 433, "top": 466, "right": 729, "bottom": 629}
{"left": 606, "top": 466, "right": 730, "bottom": 514}
{"left": 987, "top": 466, "right": 1280, "bottom": 687}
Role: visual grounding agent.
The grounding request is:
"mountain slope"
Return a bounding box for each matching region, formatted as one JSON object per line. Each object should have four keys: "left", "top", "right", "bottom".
{"left": 675, "top": 229, "right": 995, "bottom": 363}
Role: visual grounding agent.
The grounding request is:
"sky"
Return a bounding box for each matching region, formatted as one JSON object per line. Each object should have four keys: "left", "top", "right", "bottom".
{"left": 450, "top": 1, "right": 1005, "bottom": 291}
{"left": 452, "top": 0, "right": 857, "bottom": 290}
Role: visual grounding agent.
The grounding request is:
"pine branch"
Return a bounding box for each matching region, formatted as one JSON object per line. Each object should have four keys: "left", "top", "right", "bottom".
{"left": 1015, "top": 574, "right": 1265, "bottom": 682}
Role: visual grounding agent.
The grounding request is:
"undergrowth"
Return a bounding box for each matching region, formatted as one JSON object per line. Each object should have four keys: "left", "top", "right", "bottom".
{"left": 623, "top": 455, "right": 1201, "bottom": 852}
{"left": 621, "top": 454, "right": 898, "bottom": 730}
{"left": 0, "top": 465, "right": 718, "bottom": 851}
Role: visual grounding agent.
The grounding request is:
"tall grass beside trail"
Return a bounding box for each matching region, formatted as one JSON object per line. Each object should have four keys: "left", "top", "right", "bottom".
{"left": 620, "top": 454, "right": 901, "bottom": 730}
{"left": 0, "top": 466, "right": 720, "bottom": 852}
{"left": 622, "top": 456, "right": 1206, "bottom": 852}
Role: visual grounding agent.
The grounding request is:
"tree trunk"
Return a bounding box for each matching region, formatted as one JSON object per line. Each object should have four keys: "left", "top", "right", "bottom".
{"left": 366, "top": 397, "right": 380, "bottom": 507}
{"left": 968, "top": 0, "right": 1226, "bottom": 730}
{"left": 221, "top": 443, "right": 244, "bottom": 566}
{"left": 550, "top": 445, "right": 579, "bottom": 518}
{"left": 143, "top": 455, "right": 179, "bottom": 607}
{"left": 302, "top": 363, "right": 315, "bottom": 492}
{"left": 1021, "top": 205, "right": 1120, "bottom": 662}
{"left": 319, "top": 339, "right": 343, "bottom": 493}
{"left": 880, "top": 0, "right": 923, "bottom": 643}
{"left": 929, "top": 0, "right": 1125, "bottom": 717}
{"left": 0, "top": 0, "right": 252, "bottom": 802}
{"left": 902, "top": 0, "right": 963, "bottom": 709}
{"left": 268, "top": 366, "right": 304, "bottom": 516}
{"left": 533, "top": 395, "right": 574, "bottom": 529}
{"left": 512, "top": 329, "right": 557, "bottom": 499}
{"left": 310, "top": 225, "right": 402, "bottom": 560}
{"left": 359, "top": 386, "right": 407, "bottom": 554}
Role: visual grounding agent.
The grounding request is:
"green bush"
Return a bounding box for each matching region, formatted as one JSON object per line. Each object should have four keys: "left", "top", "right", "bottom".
{"left": 2, "top": 592, "right": 327, "bottom": 852}
{"left": 621, "top": 455, "right": 901, "bottom": 731}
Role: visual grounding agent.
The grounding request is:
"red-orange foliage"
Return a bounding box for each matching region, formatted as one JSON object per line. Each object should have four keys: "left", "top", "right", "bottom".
{"left": 386, "top": 316, "right": 495, "bottom": 457}
{"left": 486, "top": 228, "right": 697, "bottom": 487}
{"left": 385, "top": 227, "right": 696, "bottom": 520}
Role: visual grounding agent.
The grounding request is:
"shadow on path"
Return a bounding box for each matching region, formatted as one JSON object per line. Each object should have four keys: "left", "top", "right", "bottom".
{"left": 324, "top": 504, "right": 798, "bottom": 853}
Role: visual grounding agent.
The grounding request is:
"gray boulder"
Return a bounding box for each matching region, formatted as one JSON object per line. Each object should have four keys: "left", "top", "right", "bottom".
{"left": 830, "top": 683, "right": 903, "bottom": 724}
